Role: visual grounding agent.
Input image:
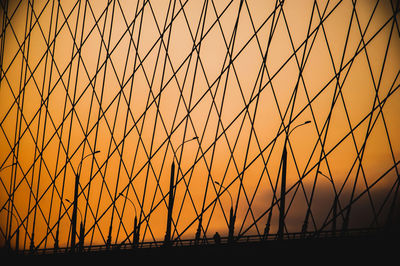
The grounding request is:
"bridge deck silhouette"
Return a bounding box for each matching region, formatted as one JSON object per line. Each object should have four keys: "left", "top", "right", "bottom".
{"left": 5, "top": 228, "right": 392, "bottom": 256}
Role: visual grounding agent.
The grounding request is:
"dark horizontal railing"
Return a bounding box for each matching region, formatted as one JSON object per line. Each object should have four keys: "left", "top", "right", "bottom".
{"left": 12, "top": 227, "right": 383, "bottom": 255}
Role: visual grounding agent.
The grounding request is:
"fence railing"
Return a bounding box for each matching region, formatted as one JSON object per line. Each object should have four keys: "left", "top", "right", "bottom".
{"left": 14, "top": 227, "right": 382, "bottom": 255}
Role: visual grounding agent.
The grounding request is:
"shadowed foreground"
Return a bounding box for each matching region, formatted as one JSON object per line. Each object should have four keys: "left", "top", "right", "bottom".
{"left": 2, "top": 228, "right": 398, "bottom": 263}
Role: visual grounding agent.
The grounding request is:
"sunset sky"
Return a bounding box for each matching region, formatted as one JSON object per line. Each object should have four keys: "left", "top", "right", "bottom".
{"left": 0, "top": 0, "right": 399, "bottom": 250}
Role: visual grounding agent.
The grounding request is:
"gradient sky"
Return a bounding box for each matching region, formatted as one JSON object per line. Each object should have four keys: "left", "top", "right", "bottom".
{"left": 0, "top": 0, "right": 399, "bottom": 249}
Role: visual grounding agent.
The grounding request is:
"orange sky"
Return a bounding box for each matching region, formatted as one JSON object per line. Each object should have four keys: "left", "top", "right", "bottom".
{"left": 1, "top": 0, "right": 399, "bottom": 250}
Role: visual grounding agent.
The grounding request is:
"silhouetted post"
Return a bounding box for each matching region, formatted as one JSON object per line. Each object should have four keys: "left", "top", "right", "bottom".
{"left": 54, "top": 228, "right": 59, "bottom": 250}
{"left": 78, "top": 222, "right": 84, "bottom": 252}
{"left": 164, "top": 161, "right": 175, "bottom": 246}
{"left": 70, "top": 172, "right": 80, "bottom": 252}
{"left": 228, "top": 207, "right": 235, "bottom": 243}
{"left": 214, "top": 181, "right": 235, "bottom": 243}
{"left": 119, "top": 191, "right": 139, "bottom": 247}
{"left": 165, "top": 137, "right": 197, "bottom": 245}
{"left": 70, "top": 151, "right": 99, "bottom": 252}
{"left": 133, "top": 216, "right": 140, "bottom": 247}
{"left": 278, "top": 121, "right": 310, "bottom": 240}
{"left": 278, "top": 145, "right": 287, "bottom": 240}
